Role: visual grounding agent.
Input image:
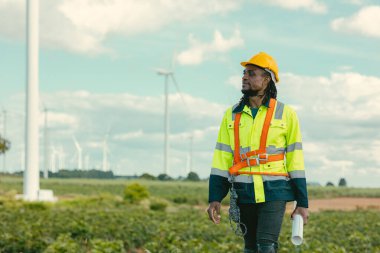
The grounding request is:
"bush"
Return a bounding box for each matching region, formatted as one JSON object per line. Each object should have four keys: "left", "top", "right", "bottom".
{"left": 186, "top": 172, "right": 200, "bottom": 182}
{"left": 326, "top": 182, "right": 335, "bottom": 187}
{"left": 140, "top": 173, "right": 156, "bottom": 180}
{"left": 157, "top": 174, "right": 172, "bottom": 181}
{"left": 339, "top": 178, "right": 347, "bottom": 187}
{"left": 124, "top": 183, "right": 149, "bottom": 203}
{"left": 149, "top": 199, "right": 168, "bottom": 211}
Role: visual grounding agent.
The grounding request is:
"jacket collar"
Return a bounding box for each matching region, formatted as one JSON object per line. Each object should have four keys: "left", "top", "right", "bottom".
{"left": 232, "top": 98, "right": 270, "bottom": 114}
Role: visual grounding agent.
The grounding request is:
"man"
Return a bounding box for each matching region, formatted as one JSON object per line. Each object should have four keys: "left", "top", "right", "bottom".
{"left": 207, "top": 52, "right": 309, "bottom": 253}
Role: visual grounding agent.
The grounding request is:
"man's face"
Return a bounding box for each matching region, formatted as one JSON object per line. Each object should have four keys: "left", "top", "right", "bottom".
{"left": 241, "top": 65, "right": 270, "bottom": 96}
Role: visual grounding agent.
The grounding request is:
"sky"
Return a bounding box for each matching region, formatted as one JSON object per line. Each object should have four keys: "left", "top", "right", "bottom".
{"left": 0, "top": 0, "right": 380, "bottom": 187}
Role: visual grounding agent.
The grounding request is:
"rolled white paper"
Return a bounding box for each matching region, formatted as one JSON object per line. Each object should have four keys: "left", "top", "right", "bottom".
{"left": 291, "top": 214, "right": 304, "bottom": 245}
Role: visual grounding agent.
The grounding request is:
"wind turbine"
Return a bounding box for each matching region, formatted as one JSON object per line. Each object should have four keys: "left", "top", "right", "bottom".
{"left": 72, "top": 136, "right": 82, "bottom": 170}
{"left": 20, "top": 146, "right": 25, "bottom": 172}
{"left": 189, "top": 133, "right": 194, "bottom": 173}
{"left": 24, "top": 0, "right": 40, "bottom": 200}
{"left": 185, "top": 133, "right": 194, "bottom": 176}
{"left": 2, "top": 108, "right": 7, "bottom": 173}
{"left": 57, "top": 146, "right": 66, "bottom": 171}
{"left": 156, "top": 53, "right": 187, "bottom": 176}
{"left": 50, "top": 145, "right": 57, "bottom": 173}
{"left": 43, "top": 105, "right": 49, "bottom": 178}
{"left": 102, "top": 132, "right": 110, "bottom": 172}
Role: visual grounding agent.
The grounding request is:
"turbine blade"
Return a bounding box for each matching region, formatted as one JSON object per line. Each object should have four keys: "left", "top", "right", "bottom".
{"left": 171, "top": 50, "right": 177, "bottom": 72}
{"left": 72, "top": 136, "right": 82, "bottom": 151}
{"left": 170, "top": 74, "right": 188, "bottom": 109}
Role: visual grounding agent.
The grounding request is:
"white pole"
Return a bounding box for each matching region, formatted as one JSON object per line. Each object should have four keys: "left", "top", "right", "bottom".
{"left": 189, "top": 134, "right": 193, "bottom": 173}
{"left": 43, "top": 107, "right": 49, "bottom": 178}
{"left": 58, "top": 147, "right": 65, "bottom": 171}
{"left": 164, "top": 75, "right": 169, "bottom": 175}
{"left": 102, "top": 136, "right": 108, "bottom": 171}
{"left": 50, "top": 147, "right": 56, "bottom": 173}
{"left": 20, "top": 147, "right": 25, "bottom": 171}
{"left": 72, "top": 136, "right": 82, "bottom": 170}
{"left": 24, "top": 0, "right": 40, "bottom": 201}
{"left": 2, "top": 110, "right": 6, "bottom": 172}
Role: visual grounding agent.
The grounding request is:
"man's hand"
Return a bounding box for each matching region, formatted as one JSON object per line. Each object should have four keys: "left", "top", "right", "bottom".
{"left": 291, "top": 206, "right": 309, "bottom": 225}
{"left": 207, "top": 201, "right": 221, "bottom": 224}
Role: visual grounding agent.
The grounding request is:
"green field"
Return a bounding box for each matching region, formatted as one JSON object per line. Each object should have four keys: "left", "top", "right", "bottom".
{"left": 0, "top": 177, "right": 379, "bottom": 253}
{"left": 1, "top": 176, "right": 380, "bottom": 203}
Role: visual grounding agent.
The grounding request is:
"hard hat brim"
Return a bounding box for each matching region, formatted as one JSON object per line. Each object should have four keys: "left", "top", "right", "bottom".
{"left": 240, "top": 62, "right": 279, "bottom": 83}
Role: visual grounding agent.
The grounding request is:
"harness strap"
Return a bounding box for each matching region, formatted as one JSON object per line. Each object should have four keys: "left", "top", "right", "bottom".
{"left": 229, "top": 154, "right": 285, "bottom": 174}
{"left": 229, "top": 98, "right": 288, "bottom": 176}
{"left": 260, "top": 98, "right": 276, "bottom": 151}
{"left": 233, "top": 113, "right": 242, "bottom": 165}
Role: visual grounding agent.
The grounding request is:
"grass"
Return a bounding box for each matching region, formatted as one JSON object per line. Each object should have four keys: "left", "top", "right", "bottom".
{"left": 1, "top": 176, "right": 380, "bottom": 204}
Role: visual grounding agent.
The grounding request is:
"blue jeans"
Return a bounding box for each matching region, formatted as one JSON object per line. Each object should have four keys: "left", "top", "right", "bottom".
{"left": 239, "top": 201, "right": 286, "bottom": 252}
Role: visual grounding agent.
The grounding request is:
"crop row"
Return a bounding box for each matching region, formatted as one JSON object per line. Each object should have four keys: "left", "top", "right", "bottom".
{"left": 0, "top": 194, "right": 379, "bottom": 253}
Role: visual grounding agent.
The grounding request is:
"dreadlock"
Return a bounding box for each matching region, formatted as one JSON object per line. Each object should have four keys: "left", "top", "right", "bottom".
{"left": 262, "top": 79, "right": 277, "bottom": 105}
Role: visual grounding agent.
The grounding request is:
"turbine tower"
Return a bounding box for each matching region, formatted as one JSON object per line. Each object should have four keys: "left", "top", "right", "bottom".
{"left": 43, "top": 106, "right": 49, "bottom": 178}
{"left": 2, "top": 109, "right": 7, "bottom": 173}
{"left": 50, "top": 145, "right": 57, "bottom": 173}
{"left": 189, "top": 133, "right": 193, "bottom": 173}
{"left": 156, "top": 53, "right": 187, "bottom": 175}
{"left": 185, "top": 133, "right": 194, "bottom": 175}
{"left": 24, "top": 0, "right": 40, "bottom": 201}
{"left": 57, "top": 146, "right": 66, "bottom": 171}
{"left": 102, "top": 132, "right": 110, "bottom": 172}
{"left": 72, "top": 136, "right": 82, "bottom": 170}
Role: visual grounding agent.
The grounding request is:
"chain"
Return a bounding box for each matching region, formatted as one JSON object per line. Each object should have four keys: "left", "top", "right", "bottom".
{"left": 228, "top": 175, "right": 247, "bottom": 237}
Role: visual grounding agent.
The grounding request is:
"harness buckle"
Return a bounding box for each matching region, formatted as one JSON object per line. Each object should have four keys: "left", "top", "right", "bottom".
{"left": 246, "top": 157, "right": 252, "bottom": 167}
{"left": 258, "top": 154, "right": 269, "bottom": 163}
{"left": 240, "top": 153, "right": 247, "bottom": 161}
{"left": 247, "top": 157, "right": 261, "bottom": 167}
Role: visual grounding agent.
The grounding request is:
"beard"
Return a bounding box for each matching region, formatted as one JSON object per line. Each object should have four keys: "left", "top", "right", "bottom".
{"left": 241, "top": 88, "right": 259, "bottom": 97}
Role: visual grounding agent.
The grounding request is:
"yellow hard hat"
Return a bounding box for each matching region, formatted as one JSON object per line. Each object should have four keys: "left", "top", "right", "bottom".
{"left": 241, "top": 52, "right": 280, "bottom": 83}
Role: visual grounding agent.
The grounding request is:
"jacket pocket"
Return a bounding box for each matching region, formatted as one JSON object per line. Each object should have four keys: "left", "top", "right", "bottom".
{"left": 266, "top": 180, "right": 292, "bottom": 191}
{"left": 268, "top": 120, "right": 287, "bottom": 147}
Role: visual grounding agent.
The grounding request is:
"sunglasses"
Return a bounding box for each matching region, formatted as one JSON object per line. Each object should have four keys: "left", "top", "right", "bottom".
{"left": 243, "top": 69, "right": 256, "bottom": 77}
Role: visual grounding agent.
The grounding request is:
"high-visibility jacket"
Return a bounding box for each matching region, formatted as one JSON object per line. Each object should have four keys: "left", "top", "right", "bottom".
{"left": 208, "top": 99, "right": 309, "bottom": 207}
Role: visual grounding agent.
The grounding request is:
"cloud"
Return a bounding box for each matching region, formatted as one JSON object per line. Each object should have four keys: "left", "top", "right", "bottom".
{"left": 331, "top": 5, "right": 380, "bottom": 38}
{"left": 0, "top": 0, "right": 241, "bottom": 55}
{"left": 169, "top": 126, "right": 219, "bottom": 143}
{"left": 114, "top": 130, "right": 144, "bottom": 141}
{"left": 255, "top": 0, "right": 327, "bottom": 14}
{"left": 341, "top": 0, "right": 364, "bottom": 5}
{"left": 278, "top": 71, "right": 380, "bottom": 186}
{"left": 336, "top": 65, "right": 353, "bottom": 71}
{"left": 177, "top": 29, "right": 244, "bottom": 65}
{"left": 227, "top": 75, "right": 242, "bottom": 90}
{"left": 3, "top": 90, "right": 226, "bottom": 178}
{"left": 279, "top": 72, "right": 380, "bottom": 120}
{"left": 42, "top": 112, "right": 78, "bottom": 128}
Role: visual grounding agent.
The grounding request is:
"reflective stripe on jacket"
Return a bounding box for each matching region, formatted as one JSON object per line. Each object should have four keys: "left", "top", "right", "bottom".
{"left": 209, "top": 100, "right": 309, "bottom": 207}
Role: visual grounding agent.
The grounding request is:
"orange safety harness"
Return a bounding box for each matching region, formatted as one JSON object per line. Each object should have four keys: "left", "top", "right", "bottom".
{"left": 228, "top": 98, "right": 288, "bottom": 177}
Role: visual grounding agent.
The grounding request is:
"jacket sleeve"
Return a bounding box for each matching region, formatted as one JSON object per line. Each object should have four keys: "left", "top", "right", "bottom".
{"left": 286, "top": 108, "right": 309, "bottom": 208}
{"left": 208, "top": 112, "right": 232, "bottom": 203}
